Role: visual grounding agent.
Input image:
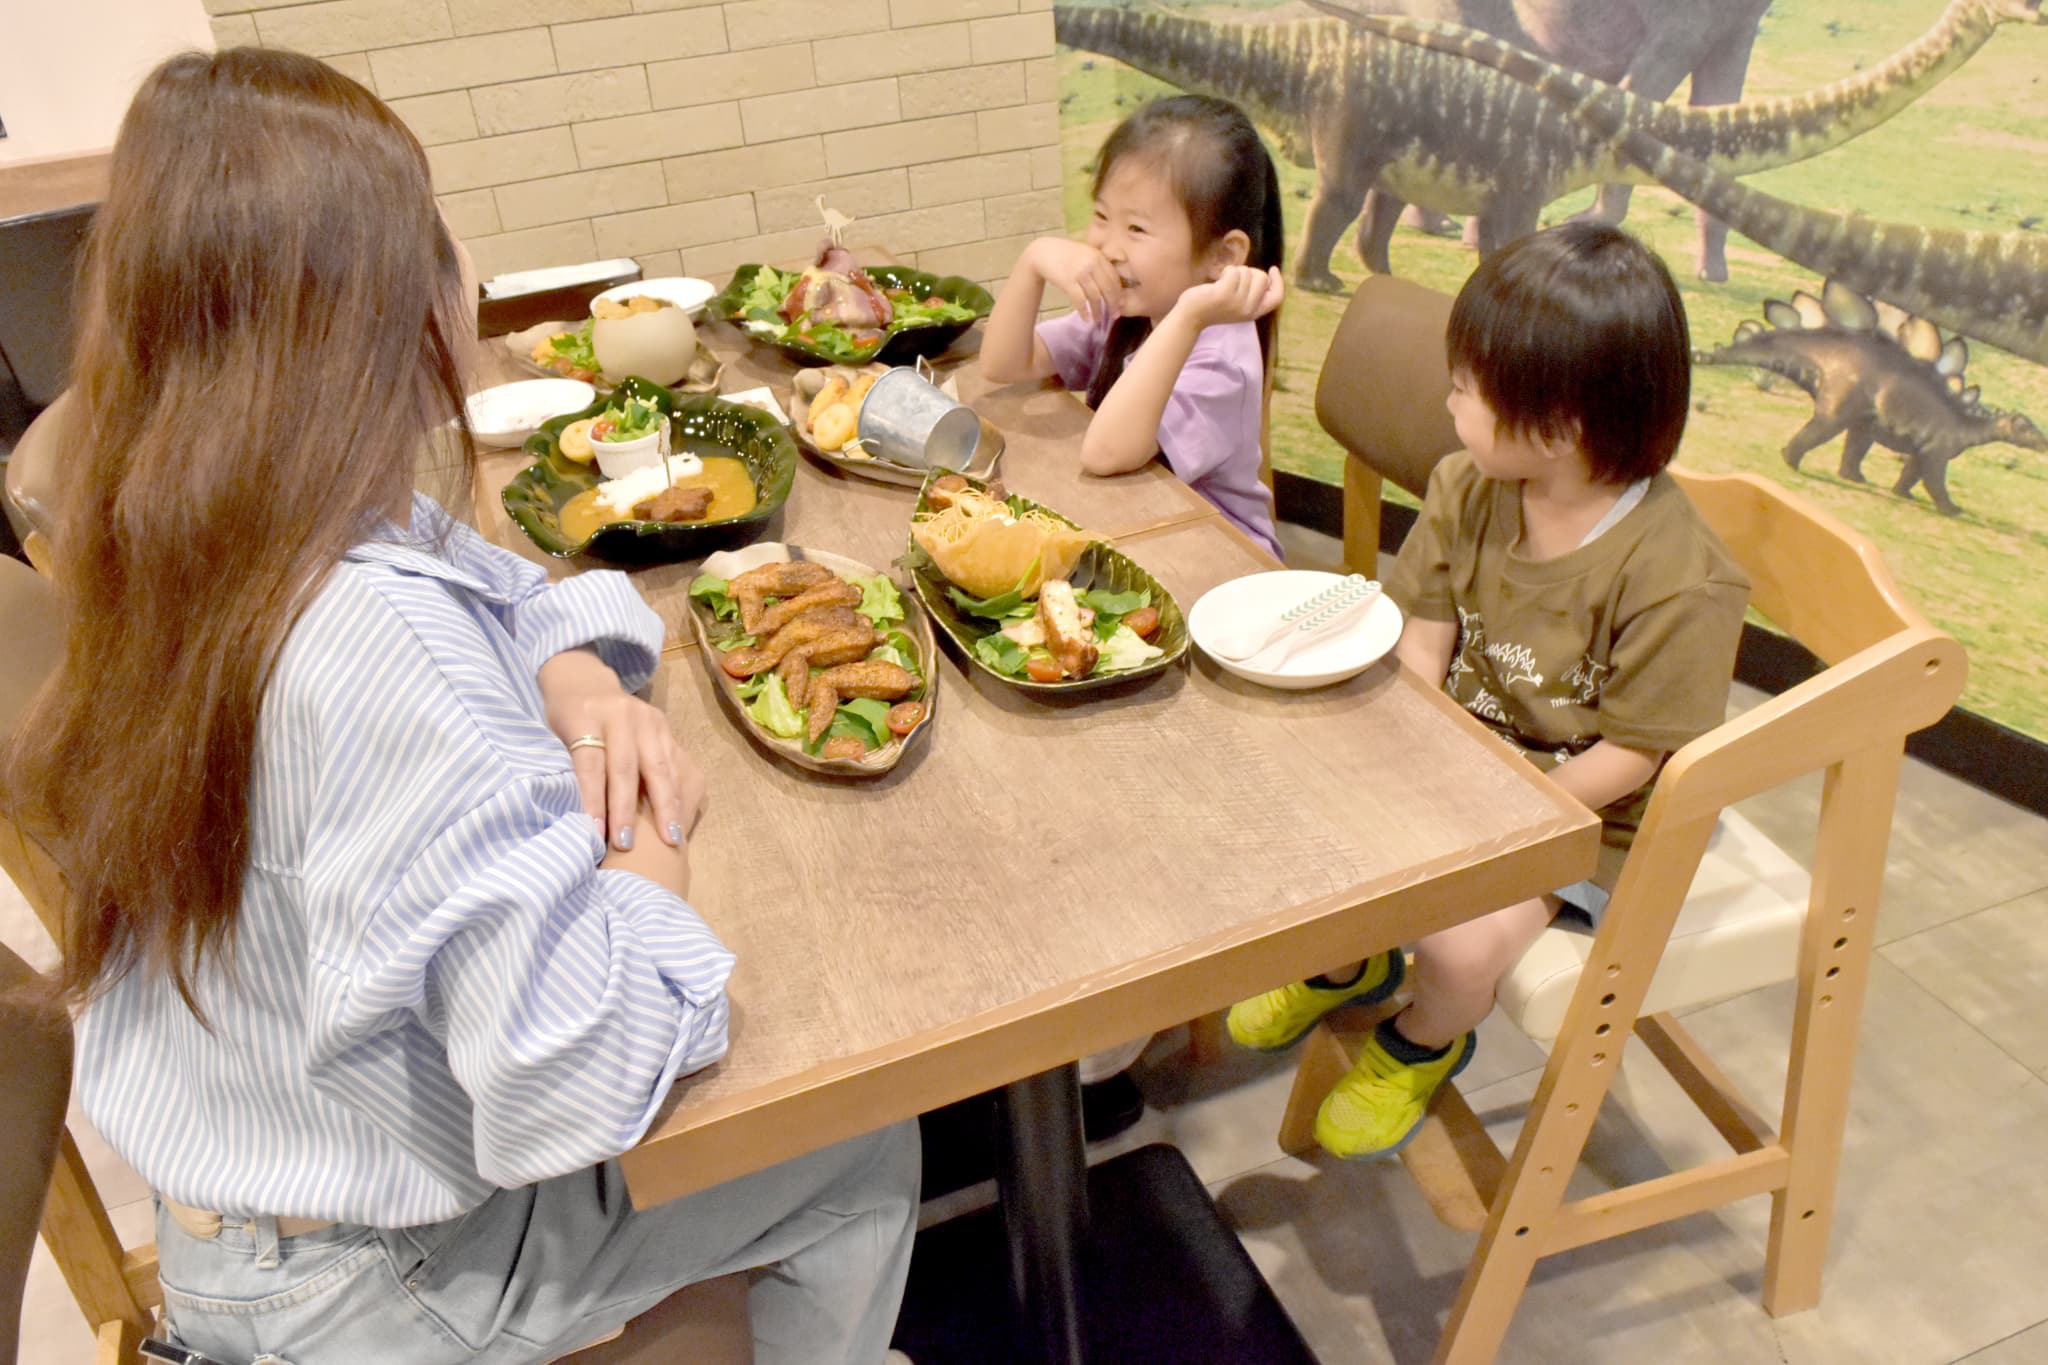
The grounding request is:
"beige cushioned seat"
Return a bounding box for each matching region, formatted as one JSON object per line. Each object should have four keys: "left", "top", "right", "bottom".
{"left": 1500, "top": 809, "right": 1810, "bottom": 1045}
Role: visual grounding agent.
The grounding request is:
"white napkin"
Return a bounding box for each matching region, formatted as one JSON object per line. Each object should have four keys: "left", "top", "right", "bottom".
{"left": 720, "top": 385, "right": 790, "bottom": 424}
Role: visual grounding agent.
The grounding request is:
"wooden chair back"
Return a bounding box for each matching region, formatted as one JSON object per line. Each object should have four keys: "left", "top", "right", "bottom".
{"left": 1287, "top": 279, "right": 1968, "bottom": 1363}
{"left": 1313, "top": 275, "right": 1461, "bottom": 571}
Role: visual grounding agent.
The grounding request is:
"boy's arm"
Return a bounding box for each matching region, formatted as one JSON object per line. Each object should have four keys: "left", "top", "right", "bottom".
{"left": 1393, "top": 615, "right": 1457, "bottom": 687}
{"left": 1083, "top": 265, "right": 1283, "bottom": 475}
{"left": 1548, "top": 739, "right": 1663, "bottom": 811}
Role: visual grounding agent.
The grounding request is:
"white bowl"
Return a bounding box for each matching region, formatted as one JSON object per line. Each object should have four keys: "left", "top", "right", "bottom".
{"left": 592, "top": 427, "right": 665, "bottom": 480}
{"left": 592, "top": 276, "right": 718, "bottom": 320}
{"left": 464, "top": 378, "right": 595, "bottom": 448}
{"left": 1188, "top": 570, "right": 1405, "bottom": 690}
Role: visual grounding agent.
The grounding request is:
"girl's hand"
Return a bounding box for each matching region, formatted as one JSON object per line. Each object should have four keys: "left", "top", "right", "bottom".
{"left": 1173, "top": 265, "right": 1285, "bottom": 331}
{"left": 1027, "top": 236, "right": 1125, "bottom": 323}
{"left": 538, "top": 648, "right": 706, "bottom": 852}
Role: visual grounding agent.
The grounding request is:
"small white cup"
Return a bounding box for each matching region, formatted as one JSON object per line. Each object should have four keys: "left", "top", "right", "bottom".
{"left": 593, "top": 425, "right": 665, "bottom": 480}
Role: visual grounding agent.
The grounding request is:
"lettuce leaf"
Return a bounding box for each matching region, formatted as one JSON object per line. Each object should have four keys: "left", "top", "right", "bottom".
{"left": 973, "top": 632, "right": 1030, "bottom": 677}
{"left": 852, "top": 574, "right": 904, "bottom": 626}
{"left": 809, "top": 696, "right": 893, "bottom": 754}
{"left": 744, "top": 672, "right": 805, "bottom": 738}
{"left": 1092, "top": 624, "right": 1165, "bottom": 676}
{"left": 690, "top": 575, "right": 737, "bottom": 620}
{"left": 712, "top": 632, "right": 756, "bottom": 653}
{"left": 947, "top": 582, "right": 1035, "bottom": 621}
{"left": 1078, "top": 587, "right": 1149, "bottom": 618}
{"left": 737, "top": 265, "right": 794, "bottom": 317}
{"left": 868, "top": 630, "right": 922, "bottom": 680}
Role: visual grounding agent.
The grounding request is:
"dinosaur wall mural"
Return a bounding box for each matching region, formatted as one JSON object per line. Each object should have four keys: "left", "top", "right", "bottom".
{"left": 1055, "top": 0, "right": 2048, "bottom": 743}
{"left": 1053, "top": 0, "right": 2032, "bottom": 290}
{"left": 1699, "top": 280, "right": 2046, "bottom": 514}
{"left": 1344, "top": 0, "right": 1776, "bottom": 282}
{"left": 1329, "top": 2, "right": 2048, "bottom": 362}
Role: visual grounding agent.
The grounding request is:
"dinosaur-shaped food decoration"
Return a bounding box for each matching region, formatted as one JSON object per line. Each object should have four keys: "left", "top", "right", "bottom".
{"left": 1701, "top": 280, "right": 2045, "bottom": 516}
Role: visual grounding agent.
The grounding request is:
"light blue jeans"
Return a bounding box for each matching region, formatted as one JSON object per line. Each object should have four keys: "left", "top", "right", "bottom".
{"left": 152, "top": 1121, "right": 919, "bottom": 1365}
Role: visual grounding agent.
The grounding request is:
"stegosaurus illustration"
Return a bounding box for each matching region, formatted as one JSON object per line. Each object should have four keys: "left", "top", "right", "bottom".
{"left": 1698, "top": 280, "right": 2046, "bottom": 516}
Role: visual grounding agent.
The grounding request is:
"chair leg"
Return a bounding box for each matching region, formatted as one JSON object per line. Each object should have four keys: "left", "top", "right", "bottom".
{"left": 1341, "top": 459, "right": 1382, "bottom": 575}
{"left": 1278, "top": 1023, "right": 1352, "bottom": 1156}
{"left": 1764, "top": 743, "right": 1900, "bottom": 1316}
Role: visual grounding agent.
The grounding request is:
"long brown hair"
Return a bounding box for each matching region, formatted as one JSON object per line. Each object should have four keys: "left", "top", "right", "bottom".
{"left": 1, "top": 49, "right": 472, "bottom": 1017}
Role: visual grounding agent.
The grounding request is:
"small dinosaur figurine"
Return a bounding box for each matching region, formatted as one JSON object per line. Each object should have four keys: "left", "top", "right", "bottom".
{"left": 1698, "top": 280, "right": 2046, "bottom": 516}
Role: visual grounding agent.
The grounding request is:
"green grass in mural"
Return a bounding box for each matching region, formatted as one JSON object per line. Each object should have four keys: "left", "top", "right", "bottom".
{"left": 1055, "top": 0, "right": 2048, "bottom": 737}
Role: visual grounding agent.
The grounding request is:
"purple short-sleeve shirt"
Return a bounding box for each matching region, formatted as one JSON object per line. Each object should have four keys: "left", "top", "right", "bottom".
{"left": 1036, "top": 309, "right": 1282, "bottom": 559}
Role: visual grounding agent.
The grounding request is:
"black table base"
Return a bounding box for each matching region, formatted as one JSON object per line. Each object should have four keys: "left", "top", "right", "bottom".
{"left": 891, "top": 1142, "right": 1319, "bottom": 1365}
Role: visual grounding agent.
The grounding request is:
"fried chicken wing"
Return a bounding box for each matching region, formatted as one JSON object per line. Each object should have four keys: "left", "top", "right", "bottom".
{"left": 811, "top": 661, "right": 917, "bottom": 700}
{"left": 720, "top": 607, "right": 871, "bottom": 678}
{"left": 1037, "top": 579, "right": 1098, "bottom": 679}
{"left": 753, "top": 578, "right": 861, "bottom": 637}
{"left": 803, "top": 661, "right": 918, "bottom": 745}
{"left": 778, "top": 647, "right": 813, "bottom": 707}
{"left": 732, "top": 561, "right": 837, "bottom": 633}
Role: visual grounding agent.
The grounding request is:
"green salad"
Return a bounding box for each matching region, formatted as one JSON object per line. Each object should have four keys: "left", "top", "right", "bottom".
{"left": 592, "top": 396, "right": 662, "bottom": 443}
{"left": 690, "top": 570, "right": 927, "bottom": 758}
{"left": 730, "top": 265, "right": 981, "bottom": 363}
{"left": 536, "top": 319, "right": 598, "bottom": 375}
{"left": 959, "top": 580, "right": 1166, "bottom": 683}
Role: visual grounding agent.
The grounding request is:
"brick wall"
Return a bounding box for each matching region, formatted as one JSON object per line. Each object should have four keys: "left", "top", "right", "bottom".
{"left": 201, "top": 0, "right": 1065, "bottom": 292}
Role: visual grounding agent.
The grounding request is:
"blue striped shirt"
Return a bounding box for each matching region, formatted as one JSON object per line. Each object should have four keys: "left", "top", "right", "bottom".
{"left": 77, "top": 494, "right": 734, "bottom": 1227}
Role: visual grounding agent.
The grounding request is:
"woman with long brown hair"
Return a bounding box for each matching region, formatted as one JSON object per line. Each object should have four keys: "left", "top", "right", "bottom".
{"left": 1, "top": 48, "right": 916, "bottom": 1363}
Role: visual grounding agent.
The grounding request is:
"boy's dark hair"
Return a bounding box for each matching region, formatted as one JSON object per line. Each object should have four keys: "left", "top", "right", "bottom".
{"left": 1447, "top": 222, "right": 1691, "bottom": 484}
{"left": 1084, "top": 94, "right": 1283, "bottom": 410}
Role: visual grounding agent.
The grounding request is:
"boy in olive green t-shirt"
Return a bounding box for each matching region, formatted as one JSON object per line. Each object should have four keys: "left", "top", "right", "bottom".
{"left": 1229, "top": 223, "right": 1750, "bottom": 1159}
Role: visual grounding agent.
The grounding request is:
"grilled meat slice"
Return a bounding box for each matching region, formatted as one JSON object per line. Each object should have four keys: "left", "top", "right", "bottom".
{"left": 1037, "top": 579, "right": 1098, "bottom": 679}
{"left": 732, "top": 561, "right": 837, "bottom": 634}
{"left": 634, "top": 485, "right": 714, "bottom": 523}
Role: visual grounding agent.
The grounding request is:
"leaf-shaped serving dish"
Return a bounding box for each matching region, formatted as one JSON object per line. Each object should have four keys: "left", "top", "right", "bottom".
{"left": 500, "top": 377, "right": 796, "bottom": 565}
{"left": 710, "top": 264, "right": 994, "bottom": 368}
{"left": 687, "top": 542, "right": 938, "bottom": 777}
{"left": 902, "top": 471, "right": 1189, "bottom": 694}
{"left": 787, "top": 362, "right": 1005, "bottom": 488}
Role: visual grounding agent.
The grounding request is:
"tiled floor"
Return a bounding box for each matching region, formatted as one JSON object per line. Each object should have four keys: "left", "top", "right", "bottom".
{"left": 9, "top": 523, "right": 2047, "bottom": 1363}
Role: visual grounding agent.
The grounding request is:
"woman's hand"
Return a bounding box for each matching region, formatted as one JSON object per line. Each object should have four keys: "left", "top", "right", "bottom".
{"left": 538, "top": 648, "right": 706, "bottom": 851}
{"left": 1172, "top": 265, "right": 1285, "bottom": 331}
{"left": 1027, "top": 236, "right": 1125, "bottom": 323}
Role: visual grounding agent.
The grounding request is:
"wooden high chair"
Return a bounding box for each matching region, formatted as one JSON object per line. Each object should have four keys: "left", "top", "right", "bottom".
{"left": 0, "top": 556, "right": 752, "bottom": 1364}
{"left": 1280, "top": 284, "right": 1968, "bottom": 1362}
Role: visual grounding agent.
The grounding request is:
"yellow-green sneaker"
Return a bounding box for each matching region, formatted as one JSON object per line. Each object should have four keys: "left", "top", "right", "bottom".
{"left": 1225, "top": 950, "right": 1405, "bottom": 1052}
{"left": 1314, "top": 1026, "right": 1475, "bottom": 1160}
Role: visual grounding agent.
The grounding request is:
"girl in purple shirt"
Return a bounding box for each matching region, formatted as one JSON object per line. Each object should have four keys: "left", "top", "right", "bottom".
{"left": 981, "top": 95, "right": 1286, "bottom": 559}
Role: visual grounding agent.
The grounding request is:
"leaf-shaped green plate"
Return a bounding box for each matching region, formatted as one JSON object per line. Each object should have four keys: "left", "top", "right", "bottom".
{"left": 902, "top": 471, "right": 1189, "bottom": 693}
{"left": 711, "top": 264, "right": 994, "bottom": 368}
{"left": 501, "top": 376, "right": 796, "bottom": 566}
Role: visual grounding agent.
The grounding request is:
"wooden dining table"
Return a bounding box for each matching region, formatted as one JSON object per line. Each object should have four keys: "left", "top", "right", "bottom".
{"left": 464, "top": 313, "right": 1598, "bottom": 1363}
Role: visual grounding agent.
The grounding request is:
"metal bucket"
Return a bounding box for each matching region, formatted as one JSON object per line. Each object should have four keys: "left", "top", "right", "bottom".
{"left": 856, "top": 361, "right": 980, "bottom": 471}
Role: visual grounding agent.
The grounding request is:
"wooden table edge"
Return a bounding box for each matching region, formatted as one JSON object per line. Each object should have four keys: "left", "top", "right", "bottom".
{"left": 619, "top": 801, "right": 1598, "bottom": 1208}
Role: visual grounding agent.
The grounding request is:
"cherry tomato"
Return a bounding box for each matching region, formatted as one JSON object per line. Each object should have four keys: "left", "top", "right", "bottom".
{"left": 591, "top": 419, "right": 613, "bottom": 439}
{"left": 886, "top": 702, "right": 926, "bottom": 736}
{"left": 821, "top": 736, "right": 867, "bottom": 761}
{"left": 720, "top": 651, "right": 756, "bottom": 679}
{"left": 1124, "top": 606, "right": 1160, "bottom": 639}
{"left": 1025, "top": 657, "right": 1065, "bottom": 683}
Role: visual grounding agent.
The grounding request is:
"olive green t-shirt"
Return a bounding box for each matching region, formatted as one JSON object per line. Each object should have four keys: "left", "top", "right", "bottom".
{"left": 1386, "top": 451, "right": 1750, "bottom": 884}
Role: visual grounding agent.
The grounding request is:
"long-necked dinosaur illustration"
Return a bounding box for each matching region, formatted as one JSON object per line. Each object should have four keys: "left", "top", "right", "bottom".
{"left": 1333, "top": 4, "right": 2048, "bottom": 364}
{"left": 1699, "top": 280, "right": 2045, "bottom": 515}
{"left": 1053, "top": 0, "right": 2032, "bottom": 291}
{"left": 1346, "top": 0, "right": 1774, "bottom": 283}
